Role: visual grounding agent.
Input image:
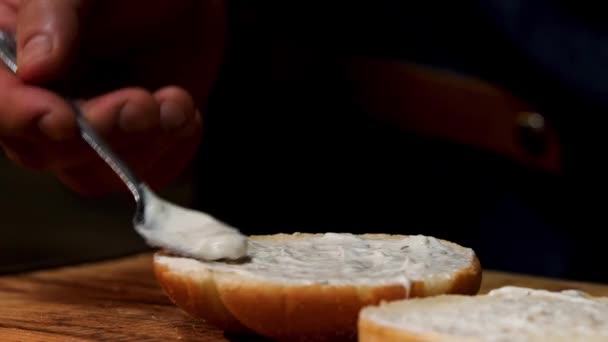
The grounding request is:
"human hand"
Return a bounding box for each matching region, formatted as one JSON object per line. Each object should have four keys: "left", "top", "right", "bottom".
{"left": 0, "top": 0, "right": 226, "bottom": 195}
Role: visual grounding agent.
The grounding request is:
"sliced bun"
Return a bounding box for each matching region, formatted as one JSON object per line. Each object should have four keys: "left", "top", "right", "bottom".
{"left": 153, "top": 233, "right": 481, "bottom": 341}
{"left": 359, "top": 286, "right": 608, "bottom": 342}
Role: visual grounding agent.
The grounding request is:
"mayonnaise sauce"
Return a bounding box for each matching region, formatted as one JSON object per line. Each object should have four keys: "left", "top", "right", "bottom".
{"left": 155, "top": 233, "right": 475, "bottom": 295}
{"left": 365, "top": 286, "right": 608, "bottom": 341}
{"left": 135, "top": 187, "right": 248, "bottom": 261}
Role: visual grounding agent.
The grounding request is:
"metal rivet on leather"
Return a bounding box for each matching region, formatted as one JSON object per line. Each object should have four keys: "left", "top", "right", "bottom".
{"left": 516, "top": 111, "right": 547, "bottom": 158}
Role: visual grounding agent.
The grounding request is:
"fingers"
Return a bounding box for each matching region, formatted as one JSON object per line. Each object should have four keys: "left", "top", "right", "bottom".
{"left": 81, "top": 87, "right": 160, "bottom": 135}
{"left": 0, "top": 66, "right": 76, "bottom": 139}
{"left": 0, "top": 1, "right": 17, "bottom": 29}
{"left": 1, "top": 137, "right": 46, "bottom": 168}
{"left": 2, "top": 86, "right": 161, "bottom": 170}
{"left": 141, "top": 113, "right": 202, "bottom": 190}
{"left": 52, "top": 110, "right": 202, "bottom": 196}
{"left": 80, "top": 85, "right": 198, "bottom": 138}
{"left": 2, "top": 85, "right": 201, "bottom": 178}
{"left": 16, "top": 0, "right": 85, "bottom": 82}
{"left": 153, "top": 86, "right": 197, "bottom": 131}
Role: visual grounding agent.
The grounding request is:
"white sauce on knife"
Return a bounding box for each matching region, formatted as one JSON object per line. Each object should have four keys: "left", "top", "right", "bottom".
{"left": 155, "top": 233, "right": 474, "bottom": 294}
{"left": 135, "top": 187, "right": 248, "bottom": 261}
{"left": 364, "top": 286, "right": 608, "bottom": 341}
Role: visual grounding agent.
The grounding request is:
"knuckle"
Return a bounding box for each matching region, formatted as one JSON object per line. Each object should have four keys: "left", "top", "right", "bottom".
{"left": 129, "top": 87, "right": 155, "bottom": 103}
{"left": 162, "top": 86, "right": 195, "bottom": 108}
{"left": 1, "top": 147, "right": 46, "bottom": 170}
{"left": 0, "top": 112, "right": 30, "bottom": 136}
{"left": 0, "top": 138, "right": 48, "bottom": 170}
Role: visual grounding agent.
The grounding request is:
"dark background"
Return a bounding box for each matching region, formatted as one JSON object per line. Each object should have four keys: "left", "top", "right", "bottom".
{"left": 3, "top": 1, "right": 608, "bottom": 283}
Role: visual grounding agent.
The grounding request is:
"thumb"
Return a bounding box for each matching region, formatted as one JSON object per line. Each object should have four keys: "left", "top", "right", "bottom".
{"left": 16, "top": 0, "right": 86, "bottom": 83}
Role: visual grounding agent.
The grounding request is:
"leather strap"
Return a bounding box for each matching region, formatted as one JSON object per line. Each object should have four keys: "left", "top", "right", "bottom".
{"left": 344, "top": 57, "right": 561, "bottom": 174}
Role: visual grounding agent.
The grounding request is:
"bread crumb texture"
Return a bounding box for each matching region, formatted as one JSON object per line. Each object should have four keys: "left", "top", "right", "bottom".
{"left": 154, "top": 233, "right": 482, "bottom": 341}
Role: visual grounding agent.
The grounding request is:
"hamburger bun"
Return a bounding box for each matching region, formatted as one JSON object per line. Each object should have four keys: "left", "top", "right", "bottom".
{"left": 359, "top": 286, "right": 608, "bottom": 342}
{"left": 153, "top": 233, "right": 482, "bottom": 341}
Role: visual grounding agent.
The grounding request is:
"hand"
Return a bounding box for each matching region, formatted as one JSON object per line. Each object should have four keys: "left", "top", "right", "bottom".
{"left": 0, "top": 0, "right": 226, "bottom": 195}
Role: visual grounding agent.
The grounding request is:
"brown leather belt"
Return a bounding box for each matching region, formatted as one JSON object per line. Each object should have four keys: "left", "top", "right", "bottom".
{"left": 344, "top": 57, "right": 562, "bottom": 174}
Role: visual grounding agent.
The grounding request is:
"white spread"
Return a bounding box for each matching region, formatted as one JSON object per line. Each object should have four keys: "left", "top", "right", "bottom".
{"left": 155, "top": 233, "right": 474, "bottom": 294}
{"left": 134, "top": 187, "right": 248, "bottom": 261}
{"left": 364, "top": 286, "right": 608, "bottom": 341}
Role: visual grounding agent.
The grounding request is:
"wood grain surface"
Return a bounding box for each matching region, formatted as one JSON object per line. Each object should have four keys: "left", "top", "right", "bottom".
{"left": 1, "top": 253, "right": 607, "bottom": 341}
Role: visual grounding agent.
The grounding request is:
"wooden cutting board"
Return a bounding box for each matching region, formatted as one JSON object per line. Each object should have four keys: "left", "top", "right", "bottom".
{"left": 1, "top": 253, "right": 607, "bottom": 341}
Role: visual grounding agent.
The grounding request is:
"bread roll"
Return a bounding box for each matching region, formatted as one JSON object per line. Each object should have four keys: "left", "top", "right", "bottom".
{"left": 153, "top": 233, "right": 481, "bottom": 341}
{"left": 359, "top": 286, "right": 608, "bottom": 342}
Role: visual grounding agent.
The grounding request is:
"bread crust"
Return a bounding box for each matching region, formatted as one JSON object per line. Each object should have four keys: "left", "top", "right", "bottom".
{"left": 358, "top": 289, "right": 608, "bottom": 342}
{"left": 153, "top": 234, "right": 482, "bottom": 341}
{"left": 360, "top": 316, "right": 605, "bottom": 342}
{"left": 153, "top": 261, "right": 251, "bottom": 334}
{"left": 359, "top": 317, "right": 478, "bottom": 342}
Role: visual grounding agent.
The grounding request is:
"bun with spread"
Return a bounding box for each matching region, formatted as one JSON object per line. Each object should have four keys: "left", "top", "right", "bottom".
{"left": 359, "top": 286, "right": 608, "bottom": 342}
{"left": 153, "top": 233, "right": 481, "bottom": 341}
